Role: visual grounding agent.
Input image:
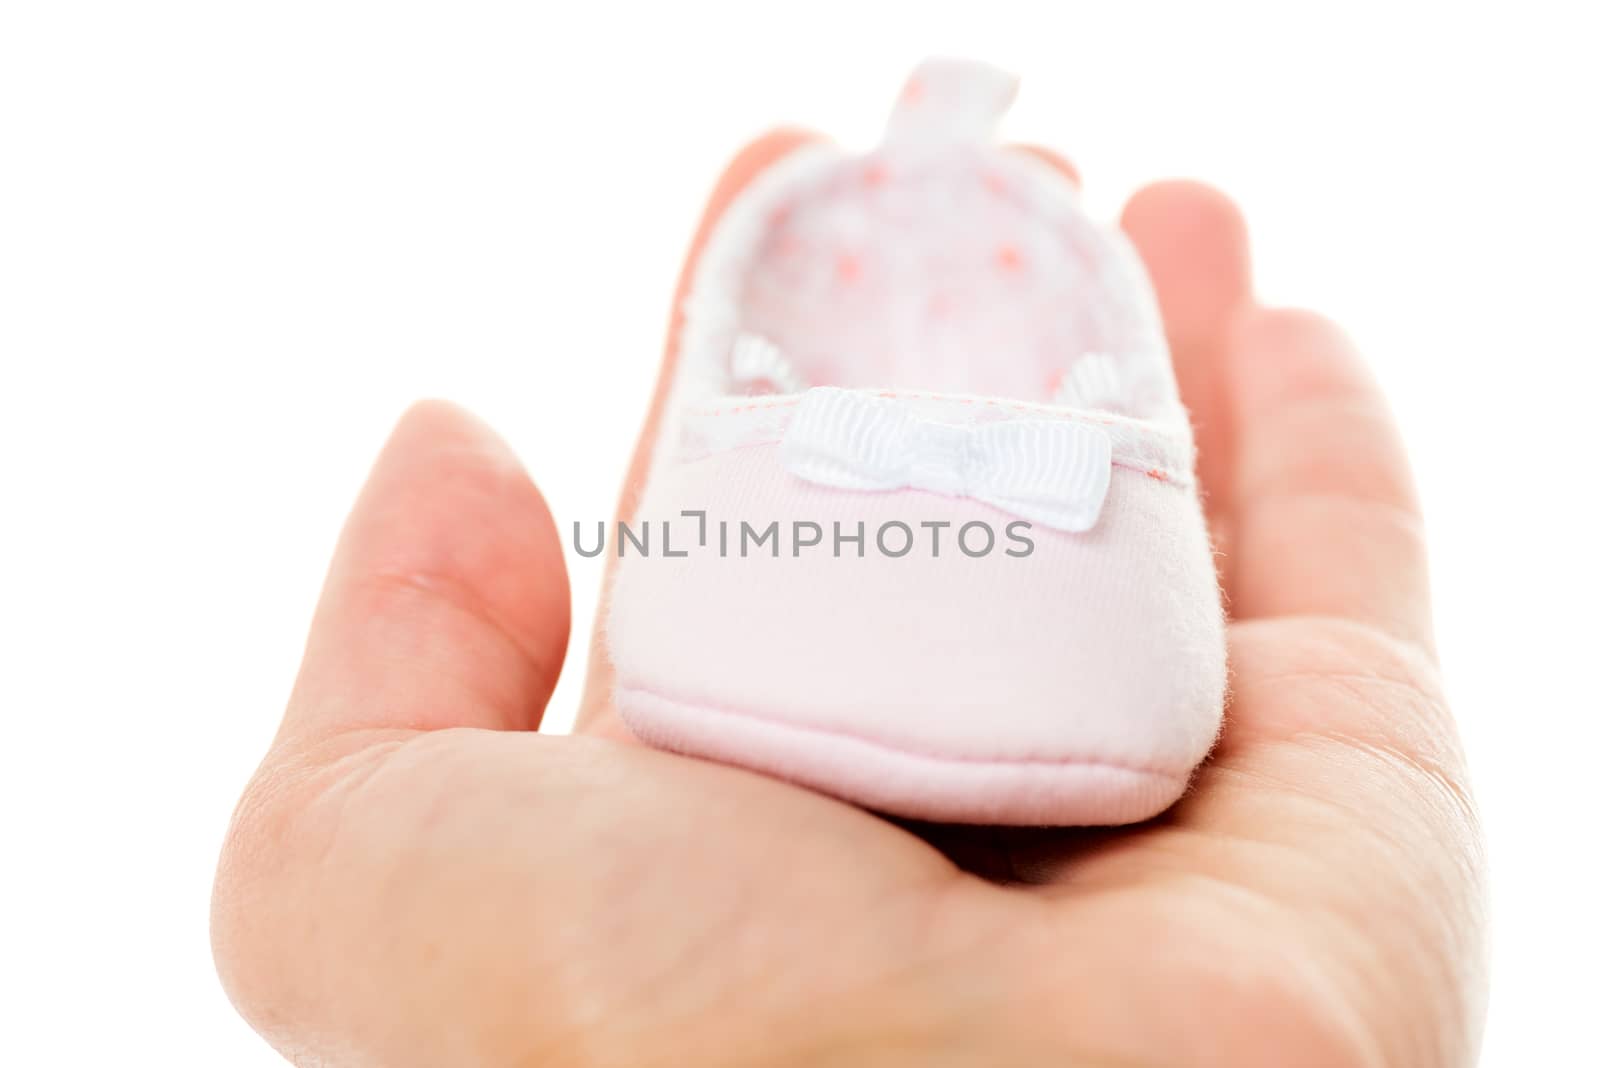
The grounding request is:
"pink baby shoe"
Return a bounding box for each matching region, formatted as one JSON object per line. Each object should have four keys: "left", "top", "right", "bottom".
{"left": 605, "top": 59, "right": 1226, "bottom": 826}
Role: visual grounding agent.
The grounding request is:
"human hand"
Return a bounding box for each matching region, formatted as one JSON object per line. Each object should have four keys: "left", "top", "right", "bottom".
{"left": 212, "top": 134, "right": 1485, "bottom": 1066}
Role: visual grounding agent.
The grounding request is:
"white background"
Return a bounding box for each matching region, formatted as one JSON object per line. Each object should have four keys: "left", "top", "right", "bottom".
{"left": 2, "top": 2, "right": 1594, "bottom": 1063}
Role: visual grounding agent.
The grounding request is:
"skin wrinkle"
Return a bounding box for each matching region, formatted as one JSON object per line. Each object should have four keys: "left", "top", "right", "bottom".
{"left": 1233, "top": 730, "right": 1475, "bottom": 898}
{"left": 1222, "top": 658, "right": 1465, "bottom": 793}
{"left": 1028, "top": 889, "right": 1383, "bottom": 1068}
{"left": 1236, "top": 488, "right": 1428, "bottom": 552}
{"left": 360, "top": 564, "right": 561, "bottom": 682}
{"left": 350, "top": 564, "right": 566, "bottom": 726}
{"left": 1229, "top": 615, "right": 1441, "bottom": 703}
{"left": 997, "top": 734, "right": 1461, "bottom": 1060}
{"left": 212, "top": 722, "right": 422, "bottom": 1036}
{"left": 1232, "top": 394, "right": 1418, "bottom": 509}
{"left": 1228, "top": 742, "right": 1477, "bottom": 1063}
{"left": 358, "top": 736, "right": 613, "bottom": 1064}
{"left": 1232, "top": 658, "right": 1450, "bottom": 743}
{"left": 617, "top": 738, "right": 953, "bottom": 1055}
{"left": 510, "top": 799, "right": 673, "bottom": 1061}
{"left": 606, "top": 857, "right": 764, "bottom": 1042}
{"left": 1230, "top": 495, "right": 1430, "bottom": 617}
{"left": 535, "top": 784, "right": 974, "bottom": 1066}
{"left": 213, "top": 738, "right": 404, "bottom": 1056}
{"left": 1299, "top": 777, "right": 1474, "bottom": 1064}
{"left": 1001, "top": 730, "right": 1474, "bottom": 1064}
{"left": 779, "top": 904, "right": 1018, "bottom": 1068}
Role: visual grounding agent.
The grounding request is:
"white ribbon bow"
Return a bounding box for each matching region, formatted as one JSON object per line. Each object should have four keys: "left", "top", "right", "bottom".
{"left": 780, "top": 388, "right": 1113, "bottom": 533}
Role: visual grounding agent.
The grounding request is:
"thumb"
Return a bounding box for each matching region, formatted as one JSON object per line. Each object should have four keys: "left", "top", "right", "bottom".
{"left": 277, "top": 400, "right": 571, "bottom": 751}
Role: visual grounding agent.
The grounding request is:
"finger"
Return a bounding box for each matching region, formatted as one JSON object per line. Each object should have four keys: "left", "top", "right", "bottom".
{"left": 1120, "top": 181, "right": 1253, "bottom": 522}
{"left": 1224, "top": 307, "right": 1433, "bottom": 648}
{"left": 575, "top": 129, "right": 819, "bottom": 735}
{"left": 278, "top": 400, "right": 571, "bottom": 748}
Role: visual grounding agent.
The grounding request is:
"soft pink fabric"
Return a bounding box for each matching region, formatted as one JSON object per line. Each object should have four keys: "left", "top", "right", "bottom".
{"left": 606, "top": 58, "right": 1227, "bottom": 825}
{"left": 618, "top": 689, "right": 1181, "bottom": 826}
{"left": 738, "top": 60, "right": 1173, "bottom": 418}
{"left": 741, "top": 150, "right": 1170, "bottom": 409}
{"left": 608, "top": 445, "right": 1225, "bottom": 825}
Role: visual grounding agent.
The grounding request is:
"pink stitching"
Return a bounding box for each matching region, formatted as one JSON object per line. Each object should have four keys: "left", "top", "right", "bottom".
{"left": 693, "top": 391, "right": 1126, "bottom": 424}
{"left": 679, "top": 433, "right": 1184, "bottom": 484}
{"left": 682, "top": 399, "right": 1189, "bottom": 484}
{"left": 693, "top": 399, "right": 806, "bottom": 416}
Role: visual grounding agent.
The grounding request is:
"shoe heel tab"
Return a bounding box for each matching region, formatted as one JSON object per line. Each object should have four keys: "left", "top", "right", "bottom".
{"left": 882, "top": 57, "right": 1019, "bottom": 152}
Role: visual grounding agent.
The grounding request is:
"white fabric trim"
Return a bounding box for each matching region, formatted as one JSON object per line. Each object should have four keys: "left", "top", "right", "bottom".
{"left": 677, "top": 388, "right": 1195, "bottom": 489}
{"left": 646, "top": 142, "right": 841, "bottom": 490}
{"left": 780, "top": 387, "right": 1112, "bottom": 532}
{"left": 651, "top": 63, "right": 1188, "bottom": 490}
{"left": 730, "top": 333, "right": 807, "bottom": 394}
{"left": 1052, "top": 352, "right": 1124, "bottom": 410}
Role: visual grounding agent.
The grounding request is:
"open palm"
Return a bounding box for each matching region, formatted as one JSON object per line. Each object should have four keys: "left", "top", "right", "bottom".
{"left": 213, "top": 135, "right": 1485, "bottom": 1067}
